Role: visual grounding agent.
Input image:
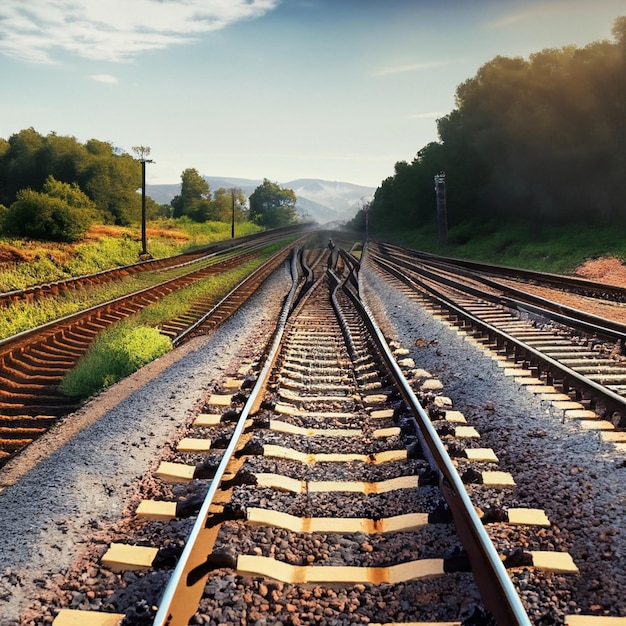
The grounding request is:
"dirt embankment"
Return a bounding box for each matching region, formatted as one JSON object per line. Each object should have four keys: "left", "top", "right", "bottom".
{"left": 575, "top": 257, "right": 626, "bottom": 287}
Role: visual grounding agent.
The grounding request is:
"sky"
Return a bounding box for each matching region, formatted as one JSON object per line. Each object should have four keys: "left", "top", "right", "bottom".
{"left": 1, "top": 0, "right": 626, "bottom": 189}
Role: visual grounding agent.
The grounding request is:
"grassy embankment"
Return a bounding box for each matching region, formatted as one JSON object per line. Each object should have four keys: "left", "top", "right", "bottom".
{"left": 378, "top": 221, "right": 626, "bottom": 275}
{"left": 60, "top": 252, "right": 277, "bottom": 399}
{"left": 0, "top": 219, "right": 263, "bottom": 291}
{"left": 0, "top": 219, "right": 281, "bottom": 400}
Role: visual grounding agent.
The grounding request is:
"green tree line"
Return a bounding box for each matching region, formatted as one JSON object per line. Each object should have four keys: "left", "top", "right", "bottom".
{"left": 353, "top": 16, "right": 626, "bottom": 240}
{"left": 170, "top": 170, "right": 298, "bottom": 227}
{"left": 0, "top": 129, "right": 299, "bottom": 243}
{"left": 0, "top": 129, "right": 155, "bottom": 241}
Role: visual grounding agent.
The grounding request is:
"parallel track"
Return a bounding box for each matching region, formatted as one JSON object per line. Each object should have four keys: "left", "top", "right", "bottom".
{"left": 369, "top": 242, "right": 626, "bottom": 430}
{"left": 0, "top": 235, "right": 301, "bottom": 466}
{"left": 0, "top": 226, "right": 307, "bottom": 308}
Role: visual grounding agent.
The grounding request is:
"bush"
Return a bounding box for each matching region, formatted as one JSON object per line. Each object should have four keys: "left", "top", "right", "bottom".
{"left": 4, "top": 188, "right": 93, "bottom": 242}
{"left": 60, "top": 323, "right": 172, "bottom": 399}
{"left": 3, "top": 175, "right": 97, "bottom": 242}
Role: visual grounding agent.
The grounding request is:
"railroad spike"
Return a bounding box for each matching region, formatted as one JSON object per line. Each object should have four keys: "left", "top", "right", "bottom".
{"left": 407, "top": 439, "right": 425, "bottom": 460}
{"left": 231, "top": 390, "right": 249, "bottom": 404}
{"left": 245, "top": 417, "right": 270, "bottom": 432}
{"left": 460, "top": 604, "right": 497, "bottom": 626}
{"left": 205, "top": 502, "right": 247, "bottom": 528}
{"left": 399, "top": 416, "right": 416, "bottom": 436}
{"left": 210, "top": 434, "right": 231, "bottom": 448}
{"left": 153, "top": 544, "right": 183, "bottom": 568}
{"left": 503, "top": 547, "right": 533, "bottom": 568}
{"left": 428, "top": 500, "right": 453, "bottom": 523}
{"left": 418, "top": 468, "right": 440, "bottom": 485}
{"left": 434, "top": 422, "right": 455, "bottom": 436}
{"left": 443, "top": 546, "right": 471, "bottom": 572}
{"left": 220, "top": 470, "right": 258, "bottom": 490}
{"left": 193, "top": 458, "right": 220, "bottom": 479}
{"left": 235, "top": 440, "right": 265, "bottom": 457}
{"left": 241, "top": 375, "right": 257, "bottom": 390}
{"left": 445, "top": 441, "right": 465, "bottom": 458}
{"left": 461, "top": 467, "right": 484, "bottom": 484}
{"left": 428, "top": 405, "right": 446, "bottom": 420}
{"left": 480, "top": 507, "right": 508, "bottom": 524}
{"left": 220, "top": 408, "right": 241, "bottom": 423}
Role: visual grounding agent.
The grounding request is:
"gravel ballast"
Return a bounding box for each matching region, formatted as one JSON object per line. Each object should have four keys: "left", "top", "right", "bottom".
{"left": 361, "top": 264, "right": 626, "bottom": 623}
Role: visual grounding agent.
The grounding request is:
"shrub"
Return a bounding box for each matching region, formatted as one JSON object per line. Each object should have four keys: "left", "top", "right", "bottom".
{"left": 3, "top": 176, "right": 97, "bottom": 242}
{"left": 4, "top": 188, "right": 93, "bottom": 242}
{"left": 60, "top": 323, "right": 172, "bottom": 399}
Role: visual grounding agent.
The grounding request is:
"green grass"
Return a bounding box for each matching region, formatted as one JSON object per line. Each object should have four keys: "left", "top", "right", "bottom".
{"left": 60, "top": 323, "right": 172, "bottom": 398}
{"left": 374, "top": 221, "right": 626, "bottom": 274}
{"left": 0, "top": 218, "right": 263, "bottom": 291}
{"left": 0, "top": 247, "right": 245, "bottom": 340}
{"left": 60, "top": 244, "right": 283, "bottom": 400}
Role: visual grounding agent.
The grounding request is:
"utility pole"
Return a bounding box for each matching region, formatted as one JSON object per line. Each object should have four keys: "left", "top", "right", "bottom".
{"left": 132, "top": 146, "right": 154, "bottom": 258}
{"left": 231, "top": 188, "right": 236, "bottom": 239}
{"left": 434, "top": 172, "right": 448, "bottom": 249}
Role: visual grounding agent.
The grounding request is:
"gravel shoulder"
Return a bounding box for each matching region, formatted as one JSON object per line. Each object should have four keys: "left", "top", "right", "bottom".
{"left": 361, "top": 265, "right": 626, "bottom": 623}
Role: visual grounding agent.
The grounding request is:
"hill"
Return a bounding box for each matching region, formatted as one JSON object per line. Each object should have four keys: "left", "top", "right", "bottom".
{"left": 146, "top": 176, "right": 375, "bottom": 224}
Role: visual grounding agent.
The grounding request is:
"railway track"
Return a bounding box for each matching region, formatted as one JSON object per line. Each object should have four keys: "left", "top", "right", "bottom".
{"left": 47, "top": 244, "right": 594, "bottom": 626}
{"left": 0, "top": 226, "right": 307, "bottom": 309}
{"left": 0, "top": 232, "right": 303, "bottom": 466}
{"left": 369, "top": 242, "right": 626, "bottom": 435}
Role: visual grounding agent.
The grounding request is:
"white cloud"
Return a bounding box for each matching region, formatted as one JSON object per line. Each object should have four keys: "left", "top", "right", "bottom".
{"left": 0, "top": 0, "right": 280, "bottom": 63}
{"left": 90, "top": 74, "right": 119, "bottom": 83}
{"left": 406, "top": 111, "right": 446, "bottom": 120}
{"left": 485, "top": 13, "right": 527, "bottom": 29}
{"left": 375, "top": 59, "right": 459, "bottom": 76}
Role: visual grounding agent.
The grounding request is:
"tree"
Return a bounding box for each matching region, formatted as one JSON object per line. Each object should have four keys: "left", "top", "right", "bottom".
{"left": 0, "top": 128, "right": 47, "bottom": 204}
{"left": 0, "top": 132, "right": 144, "bottom": 225}
{"left": 212, "top": 187, "right": 248, "bottom": 222}
{"left": 249, "top": 179, "right": 298, "bottom": 228}
{"left": 171, "top": 168, "right": 210, "bottom": 219}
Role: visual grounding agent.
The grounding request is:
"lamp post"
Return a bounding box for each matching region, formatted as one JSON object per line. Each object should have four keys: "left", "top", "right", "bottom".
{"left": 132, "top": 146, "right": 154, "bottom": 258}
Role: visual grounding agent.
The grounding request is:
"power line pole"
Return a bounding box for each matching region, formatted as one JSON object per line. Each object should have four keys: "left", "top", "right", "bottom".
{"left": 132, "top": 146, "right": 154, "bottom": 258}
{"left": 231, "top": 188, "right": 236, "bottom": 239}
{"left": 434, "top": 172, "right": 448, "bottom": 249}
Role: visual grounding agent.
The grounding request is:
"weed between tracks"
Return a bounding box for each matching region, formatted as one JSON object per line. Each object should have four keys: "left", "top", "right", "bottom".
{"left": 59, "top": 246, "right": 279, "bottom": 400}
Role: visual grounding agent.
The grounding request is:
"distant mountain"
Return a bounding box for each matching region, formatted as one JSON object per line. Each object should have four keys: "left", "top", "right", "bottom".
{"left": 146, "top": 176, "right": 375, "bottom": 224}
{"left": 284, "top": 178, "right": 374, "bottom": 223}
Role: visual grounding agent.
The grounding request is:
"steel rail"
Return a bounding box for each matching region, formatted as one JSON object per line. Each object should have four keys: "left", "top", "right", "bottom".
{"left": 376, "top": 241, "right": 626, "bottom": 301}
{"left": 172, "top": 235, "right": 308, "bottom": 346}
{"left": 371, "top": 254, "right": 626, "bottom": 419}
{"left": 342, "top": 246, "right": 532, "bottom": 626}
{"left": 0, "top": 241, "right": 290, "bottom": 354}
{"left": 0, "top": 226, "right": 309, "bottom": 307}
{"left": 152, "top": 248, "right": 303, "bottom": 626}
{"left": 373, "top": 245, "right": 626, "bottom": 342}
